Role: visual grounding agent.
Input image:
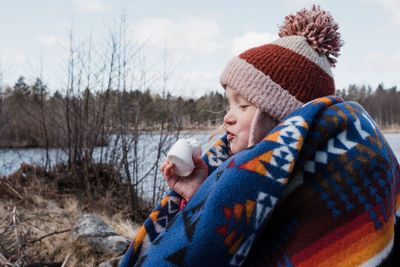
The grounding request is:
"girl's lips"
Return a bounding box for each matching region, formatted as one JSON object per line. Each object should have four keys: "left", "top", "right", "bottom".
{"left": 226, "top": 131, "right": 235, "bottom": 142}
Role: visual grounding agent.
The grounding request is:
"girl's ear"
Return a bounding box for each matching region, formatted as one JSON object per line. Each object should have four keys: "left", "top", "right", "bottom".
{"left": 248, "top": 108, "right": 263, "bottom": 147}
{"left": 248, "top": 110, "right": 276, "bottom": 147}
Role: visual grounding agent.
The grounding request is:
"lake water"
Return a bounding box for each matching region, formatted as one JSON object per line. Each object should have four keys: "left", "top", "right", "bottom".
{"left": 384, "top": 133, "right": 400, "bottom": 160}
{"left": 0, "top": 133, "right": 212, "bottom": 177}
{"left": 0, "top": 133, "right": 213, "bottom": 201}
{"left": 1, "top": 133, "right": 399, "bottom": 177}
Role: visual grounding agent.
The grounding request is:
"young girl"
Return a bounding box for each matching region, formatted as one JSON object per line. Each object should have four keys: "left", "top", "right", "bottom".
{"left": 160, "top": 85, "right": 276, "bottom": 203}
{"left": 120, "top": 5, "right": 400, "bottom": 266}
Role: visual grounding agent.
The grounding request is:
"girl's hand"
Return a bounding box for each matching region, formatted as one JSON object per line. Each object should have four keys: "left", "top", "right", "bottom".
{"left": 160, "top": 156, "right": 208, "bottom": 201}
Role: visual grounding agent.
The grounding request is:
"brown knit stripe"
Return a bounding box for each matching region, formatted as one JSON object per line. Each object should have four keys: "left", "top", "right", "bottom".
{"left": 238, "top": 44, "right": 335, "bottom": 103}
{"left": 220, "top": 57, "right": 303, "bottom": 121}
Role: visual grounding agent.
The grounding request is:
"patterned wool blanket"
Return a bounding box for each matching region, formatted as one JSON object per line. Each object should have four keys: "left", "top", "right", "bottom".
{"left": 120, "top": 96, "right": 400, "bottom": 267}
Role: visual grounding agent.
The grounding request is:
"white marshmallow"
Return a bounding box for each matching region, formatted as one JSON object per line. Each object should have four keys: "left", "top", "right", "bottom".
{"left": 166, "top": 138, "right": 202, "bottom": 177}
{"left": 187, "top": 138, "right": 202, "bottom": 158}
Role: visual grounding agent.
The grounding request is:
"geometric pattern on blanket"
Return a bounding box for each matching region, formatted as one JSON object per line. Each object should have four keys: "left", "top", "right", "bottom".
{"left": 119, "top": 96, "right": 400, "bottom": 267}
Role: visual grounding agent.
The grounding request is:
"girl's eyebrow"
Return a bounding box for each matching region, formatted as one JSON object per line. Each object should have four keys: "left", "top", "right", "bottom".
{"left": 237, "top": 94, "right": 250, "bottom": 103}
{"left": 224, "top": 91, "right": 234, "bottom": 104}
{"left": 225, "top": 89, "right": 239, "bottom": 101}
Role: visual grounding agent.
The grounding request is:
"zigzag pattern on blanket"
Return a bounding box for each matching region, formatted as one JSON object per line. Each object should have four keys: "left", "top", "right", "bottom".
{"left": 306, "top": 101, "right": 397, "bottom": 220}
{"left": 119, "top": 191, "right": 182, "bottom": 266}
{"left": 245, "top": 97, "right": 400, "bottom": 266}
{"left": 204, "top": 135, "right": 231, "bottom": 174}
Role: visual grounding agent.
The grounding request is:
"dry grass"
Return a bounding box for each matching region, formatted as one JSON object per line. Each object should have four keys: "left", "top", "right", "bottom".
{"left": 0, "top": 163, "right": 144, "bottom": 266}
{"left": 100, "top": 214, "right": 139, "bottom": 239}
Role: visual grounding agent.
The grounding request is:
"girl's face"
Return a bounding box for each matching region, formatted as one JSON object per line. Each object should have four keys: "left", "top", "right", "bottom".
{"left": 224, "top": 87, "right": 256, "bottom": 154}
{"left": 224, "top": 87, "right": 275, "bottom": 154}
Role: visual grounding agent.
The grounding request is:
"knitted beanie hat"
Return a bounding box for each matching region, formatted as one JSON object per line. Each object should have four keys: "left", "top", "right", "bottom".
{"left": 220, "top": 5, "right": 343, "bottom": 123}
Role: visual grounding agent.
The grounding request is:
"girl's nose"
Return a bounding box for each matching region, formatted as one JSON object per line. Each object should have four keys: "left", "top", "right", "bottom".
{"left": 224, "top": 110, "right": 236, "bottom": 125}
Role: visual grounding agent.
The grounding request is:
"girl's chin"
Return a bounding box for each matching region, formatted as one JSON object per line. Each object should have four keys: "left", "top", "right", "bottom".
{"left": 228, "top": 142, "right": 234, "bottom": 153}
{"left": 229, "top": 143, "right": 240, "bottom": 154}
{"left": 229, "top": 139, "right": 248, "bottom": 154}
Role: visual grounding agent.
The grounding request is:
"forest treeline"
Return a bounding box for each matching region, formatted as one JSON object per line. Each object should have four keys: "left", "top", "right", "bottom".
{"left": 0, "top": 76, "right": 226, "bottom": 148}
{"left": 0, "top": 78, "right": 399, "bottom": 148}
{"left": 336, "top": 84, "right": 400, "bottom": 127}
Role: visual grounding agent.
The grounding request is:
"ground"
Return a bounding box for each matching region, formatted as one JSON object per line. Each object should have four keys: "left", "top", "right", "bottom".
{"left": 0, "top": 163, "right": 148, "bottom": 266}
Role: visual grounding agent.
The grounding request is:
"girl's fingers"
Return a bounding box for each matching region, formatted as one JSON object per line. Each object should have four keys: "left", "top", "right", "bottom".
{"left": 166, "top": 163, "right": 174, "bottom": 172}
{"left": 193, "top": 156, "right": 207, "bottom": 170}
{"left": 164, "top": 163, "right": 175, "bottom": 180}
{"left": 160, "top": 163, "right": 167, "bottom": 172}
{"left": 197, "top": 157, "right": 205, "bottom": 167}
{"left": 166, "top": 173, "right": 178, "bottom": 191}
{"left": 160, "top": 160, "right": 170, "bottom": 172}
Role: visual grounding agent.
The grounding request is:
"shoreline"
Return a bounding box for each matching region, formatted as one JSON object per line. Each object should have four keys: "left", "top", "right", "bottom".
{"left": 380, "top": 129, "right": 400, "bottom": 134}
{"left": 0, "top": 128, "right": 217, "bottom": 149}
{"left": 1, "top": 127, "right": 398, "bottom": 149}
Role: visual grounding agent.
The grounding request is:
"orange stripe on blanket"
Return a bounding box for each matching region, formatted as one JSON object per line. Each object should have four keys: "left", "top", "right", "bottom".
{"left": 149, "top": 210, "right": 160, "bottom": 223}
{"left": 312, "top": 97, "right": 333, "bottom": 106}
{"left": 293, "top": 215, "right": 394, "bottom": 267}
{"left": 239, "top": 151, "right": 273, "bottom": 176}
{"left": 292, "top": 212, "right": 369, "bottom": 263}
{"left": 160, "top": 195, "right": 170, "bottom": 207}
{"left": 264, "top": 130, "right": 281, "bottom": 142}
{"left": 215, "top": 139, "right": 226, "bottom": 147}
{"left": 322, "top": 215, "right": 394, "bottom": 267}
{"left": 134, "top": 225, "right": 147, "bottom": 252}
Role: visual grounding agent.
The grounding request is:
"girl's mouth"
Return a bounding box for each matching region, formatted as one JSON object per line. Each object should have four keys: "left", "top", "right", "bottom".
{"left": 226, "top": 131, "right": 235, "bottom": 142}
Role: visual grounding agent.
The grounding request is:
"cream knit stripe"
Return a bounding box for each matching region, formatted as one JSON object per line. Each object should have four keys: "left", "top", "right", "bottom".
{"left": 220, "top": 57, "right": 303, "bottom": 121}
{"left": 272, "top": 36, "right": 333, "bottom": 77}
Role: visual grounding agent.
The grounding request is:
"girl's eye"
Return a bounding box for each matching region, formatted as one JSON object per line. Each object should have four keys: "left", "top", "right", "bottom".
{"left": 239, "top": 105, "right": 250, "bottom": 110}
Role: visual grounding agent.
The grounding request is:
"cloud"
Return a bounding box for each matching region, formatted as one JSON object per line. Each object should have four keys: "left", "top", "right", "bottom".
{"left": 169, "top": 71, "right": 220, "bottom": 98}
{"left": 373, "top": 0, "right": 400, "bottom": 25}
{"left": 131, "top": 17, "right": 226, "bottom": 55}
{"left": 14, "top": 53, "right": 27, "bottom": 64}
{"left": 336, "top": 52, "right": 400, "bottom": 89}
{"left": 73, "top": 0, "right": 107, "bottom": 14}
{"left": 36, "top": 35, "right": 68, "bottom": 48}
{"left": 231, "top": 32, "right": 277, "bottom": 55}
{"left": 282, "top": 0, "right": 327, "bottom": 10}
{"left": 181, "top": 71, "right": 215, "bottom": 89}
{"left": 358, "top": 52, "right": 400, "bottom": 72}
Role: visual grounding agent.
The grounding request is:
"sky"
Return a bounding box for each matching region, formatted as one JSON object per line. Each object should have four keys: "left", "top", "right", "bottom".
{"left": 1, "top": 0, "right": 400, "bottom": 98}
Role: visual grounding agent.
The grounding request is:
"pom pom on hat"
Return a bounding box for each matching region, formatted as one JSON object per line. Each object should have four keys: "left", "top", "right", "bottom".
{"left": 278, "top": 5, "right": 343, "bottom": 67}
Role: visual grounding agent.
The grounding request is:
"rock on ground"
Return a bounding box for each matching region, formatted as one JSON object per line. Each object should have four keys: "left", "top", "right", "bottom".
{"left": 71, "top": 214, "right": 130, "bottom": 257}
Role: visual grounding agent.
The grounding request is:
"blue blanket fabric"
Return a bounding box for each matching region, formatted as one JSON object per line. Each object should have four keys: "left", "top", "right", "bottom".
{"left": 120, "top": 96, "right": 400, "bottom": 266}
